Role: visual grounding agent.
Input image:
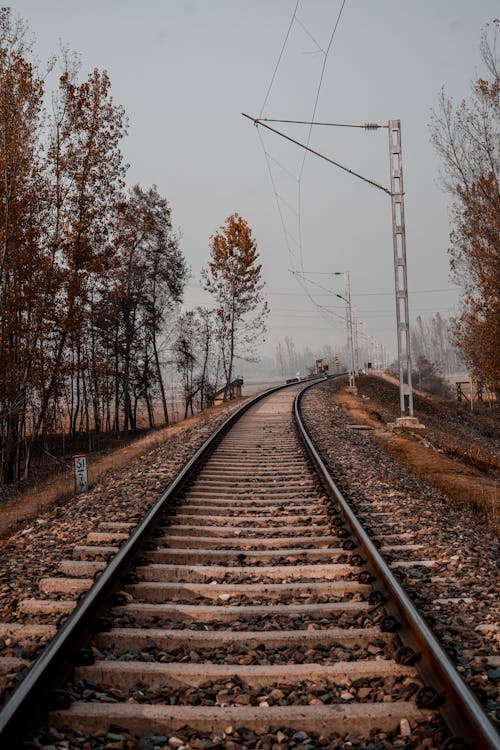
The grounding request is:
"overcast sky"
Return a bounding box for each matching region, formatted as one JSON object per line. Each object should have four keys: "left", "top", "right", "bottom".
{"left": 14, "top": 0, "right": 498, "bottom": 360}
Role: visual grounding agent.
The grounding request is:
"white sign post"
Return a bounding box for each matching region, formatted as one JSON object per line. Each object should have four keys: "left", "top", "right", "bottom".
{"left": 73, "top": 455, "right": 88, "bottom": 493}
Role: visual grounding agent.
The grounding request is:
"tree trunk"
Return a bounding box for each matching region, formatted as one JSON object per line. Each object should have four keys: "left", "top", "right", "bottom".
{"left": 152, "top": 333, "right": 169, "bottom": 426}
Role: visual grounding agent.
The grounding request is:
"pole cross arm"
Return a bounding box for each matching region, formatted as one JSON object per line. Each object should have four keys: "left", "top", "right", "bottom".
{"left": 242, "top": 113, "right": 392, "bottom": 196}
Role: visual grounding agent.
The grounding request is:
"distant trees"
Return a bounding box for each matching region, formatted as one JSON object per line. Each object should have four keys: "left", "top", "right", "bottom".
{"left": 111, "top": 185, "right": 186, "bottom": 431}
{"left": 174, "top": 308, "right": 218, "bottom": 418}
{"left": 410, "top": 313, "right": 463, "bottom": 374}
{"left": 430, "top": 21, "right": 499, "bottom": 393}
{"left": 202, "top": 214, "right": 268, "bottom": 397}
{"left": 413, "top": 355, "right": 452, "bottom": 399}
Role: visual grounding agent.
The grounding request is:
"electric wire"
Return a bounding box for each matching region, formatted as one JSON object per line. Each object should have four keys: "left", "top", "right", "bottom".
{"left": 298, "top": 0, "right": 348, "bottom": 181}
{"left": 294, "top": 15, "right": 325, "bottom": 54}
{"left": 255, "top": 0, "right": 369, "bottom": 345}
{"left": 259, "top": 0, "right": 300, "bottom": 118}
{"left": 290, "top": 270, "right": 348, "bottom": 323}
{"left": 257, "top": 127, "right": 300, "bottom": 265}
{"left": 295, "top": 0, "right": 347, "bottom": 277}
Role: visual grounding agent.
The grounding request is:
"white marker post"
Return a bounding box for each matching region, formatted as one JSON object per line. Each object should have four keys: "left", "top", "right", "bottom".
{"left": 73, "top": 454, "right": 89, "bottom": 493}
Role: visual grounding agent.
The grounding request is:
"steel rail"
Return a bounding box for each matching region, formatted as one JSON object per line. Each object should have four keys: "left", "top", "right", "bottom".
{"left": 0, "top": 375, "right": 330, "bottom": 747}
{"left": 294, "top": 379, "right": 500, "bottom": 750}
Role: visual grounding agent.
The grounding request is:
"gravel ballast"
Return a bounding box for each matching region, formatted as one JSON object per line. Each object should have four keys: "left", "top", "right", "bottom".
{"left": 300, "top": 380, "right": 499, "bottom": 728}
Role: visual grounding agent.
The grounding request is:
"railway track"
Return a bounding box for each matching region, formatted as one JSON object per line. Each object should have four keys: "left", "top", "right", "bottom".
{"left": 0, "top": 380, "right": 498, "bottom": 748}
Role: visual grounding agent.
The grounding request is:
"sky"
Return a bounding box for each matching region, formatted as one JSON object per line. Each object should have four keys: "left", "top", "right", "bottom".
{"left": 13, "top": 0, "right": 498, "bottom": 363}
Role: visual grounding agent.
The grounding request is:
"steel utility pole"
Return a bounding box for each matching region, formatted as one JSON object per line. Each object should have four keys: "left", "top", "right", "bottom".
{"left": 335, "top": 271, "right": 356, "bottom": 391}
{"left": 353, "top": 306, "right": 359, "bottom": 373}
{"left": 388, "top": 120, "right": 414, "bottom": 417}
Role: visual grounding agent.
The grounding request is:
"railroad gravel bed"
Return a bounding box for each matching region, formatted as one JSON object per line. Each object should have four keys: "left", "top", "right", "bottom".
{"left": 0, "top": 402, "right": 245, "bottom": 638}
{"left": 67, "top": 674, "right": 425, "bottom": 706}
{"left": 301, "top": 380, "right": 499, "bottom": 727}
{"left": 96, "top": 642, "right": 395, "bottom": 665}
{"left": 111, "top": 613, "right": 369, "bottom": 632}
{"left": 33, "top": 719, "right": 448, "bottom": 750}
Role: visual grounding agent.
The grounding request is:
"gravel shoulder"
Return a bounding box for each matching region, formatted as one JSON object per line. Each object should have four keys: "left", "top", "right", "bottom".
{"left": 301, "top": 379, "right": 499, "bottom": 728}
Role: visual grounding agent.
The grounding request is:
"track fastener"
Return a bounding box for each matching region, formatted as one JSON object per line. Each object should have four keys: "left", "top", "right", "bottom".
{"left": 415, "top": 685, "right": 444, "bottom": 709}
{"left": 358, "top": 570, "right": 374, "bottom": 584}
{"left": 380, "top": 615, "right": 401, "bottom": 632}
{"left": 74, "top": 648, "right": 94, "bottom": 666}
{"left": 396, "top": 646, "right": 421, "bottom": 665}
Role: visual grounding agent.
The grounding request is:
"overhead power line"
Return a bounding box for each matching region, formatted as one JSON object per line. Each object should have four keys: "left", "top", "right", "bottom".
{"left": 298, "top": 0, "right": 348, "bottom": 181}
{"left": 254, "top": 1, "right": 357, "bottom": 325}
{"left": 259, "top": 0, "right": 300, "bottom": 118}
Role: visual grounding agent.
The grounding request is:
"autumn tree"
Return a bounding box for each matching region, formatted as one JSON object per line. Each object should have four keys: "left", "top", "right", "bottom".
{"left": 429, "top": 21, "right": 499, "bottom": 393}
{"left": 202, "top": 214, "right": 268, "bottom": 397}
{"left": 0, "top": 9, "right": 46, "bottom": 482}
{"left": 19, "top": 63, "right": 128, "bottom": 475}
{"left": 135, "top": 186, "right": 187, "bottom": 425}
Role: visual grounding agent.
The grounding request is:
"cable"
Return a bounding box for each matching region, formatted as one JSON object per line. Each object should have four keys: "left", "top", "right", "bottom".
{"left": 298, "top": 0, "right": 347, "bottom": 181}
{"left": 264, "top": 151, "right": 299, "bottom": 182}
{"left": 290, "top": 270, "right": 347, "bottom": 324}
{"left": 259, "top": 0, "right": 300, "bottom": 118}
{"left": 219, "top": 287, "right": 459, "bottom": 297}
{"left": 290, "top": 269, "right": 336, "bottom": 296}
{"left": 257, "top": 127, "right": 300, "bottom": 265}
{"left": 294, "top": 15, "right": 325, "bottom": 54}
{"left": 295, "top": 0, "right": 347, "bottom": 276}
{"left": 255, "top": 1, "right": 355, "bottom": 333}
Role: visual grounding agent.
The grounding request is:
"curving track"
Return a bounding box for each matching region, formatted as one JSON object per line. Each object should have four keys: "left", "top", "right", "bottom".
{"left": 0, "top": 381, "right": 498, "bottom": 748}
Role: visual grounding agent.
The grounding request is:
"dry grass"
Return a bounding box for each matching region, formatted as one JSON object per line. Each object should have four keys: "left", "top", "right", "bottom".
{"left": 334, "top": 390, "right": 385, "bottom": 429}
{"left": 333, "top": 387, "right": 499, "bottom": 534}
{"left": 0, "top": 400, "right": 242, "bottom": 538}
